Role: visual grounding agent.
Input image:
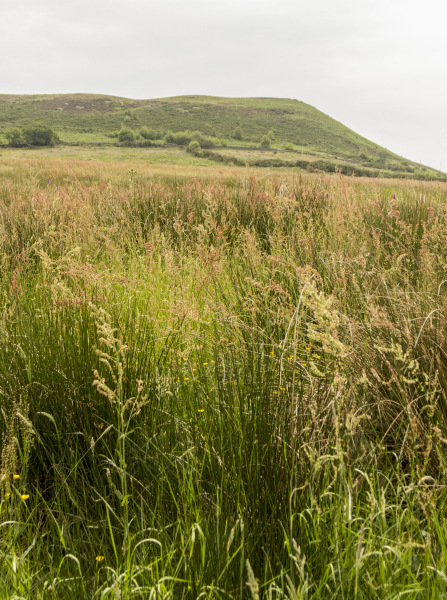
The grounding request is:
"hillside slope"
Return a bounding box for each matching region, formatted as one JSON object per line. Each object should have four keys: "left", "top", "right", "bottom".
{"left": 0, "top": 93, "right": 441, "bottom": 178}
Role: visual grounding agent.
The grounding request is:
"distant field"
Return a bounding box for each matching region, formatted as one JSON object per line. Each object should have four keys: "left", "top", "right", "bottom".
{"left": 1, "top": 92, "right": 444, "bottom": 180}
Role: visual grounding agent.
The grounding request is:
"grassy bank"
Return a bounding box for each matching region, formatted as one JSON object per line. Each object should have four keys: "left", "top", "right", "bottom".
{"left": 1, "top": 159, "right": 447, "bottom": 598}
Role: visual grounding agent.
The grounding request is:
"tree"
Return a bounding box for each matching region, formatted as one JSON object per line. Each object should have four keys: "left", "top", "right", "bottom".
{"left": 118, "top": 127, "right": 135, "bottom": 143}
{"left": 5, "top": 127, "right": 25, "bottom": 147}
{"left": 260, "top": 135, "right": 271, "bottom": 149}
{"left": 233, "top": 126, "right": 243, "bottom": 140}
{"left": 23, "top": 123, "right": 59, "bottom": 146}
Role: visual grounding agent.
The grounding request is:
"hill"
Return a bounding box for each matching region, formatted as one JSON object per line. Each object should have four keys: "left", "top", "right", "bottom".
{"left": 0, "top": 93, "right": 443, "bottom": 179}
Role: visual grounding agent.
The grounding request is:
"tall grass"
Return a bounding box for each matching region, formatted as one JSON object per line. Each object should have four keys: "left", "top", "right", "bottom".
{"left": 1, "top": 160, "right": 447, "bottom": 598}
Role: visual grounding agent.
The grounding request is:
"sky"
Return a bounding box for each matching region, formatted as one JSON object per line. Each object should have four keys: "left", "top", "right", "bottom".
{"left": 1, "top": 0, "right": 446, "bottom": 171}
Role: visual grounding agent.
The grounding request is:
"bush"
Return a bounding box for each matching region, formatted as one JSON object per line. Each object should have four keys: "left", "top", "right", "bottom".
{"left": 233, "top": 126, "right": 243, "bottom": 140}
{"left": 260, "top": 135, "right": 271, "bottom": 149}
{"left": 165, "top": 130, "right": 214, "bottom": 148}
{"left": 283, "top": 142, "right": 294, "bottom": 151}
{"left": 187, "top": 140, "right": 203, "bottom": 156}
{"left": 165, "top": 130, "right": 191, "bottom": 145}
{"left": 140, "top": 127, "right": 158, "bottom": 140}
{"left": 5, "top": 127, "right": 26, "bottom": 147}
{"left": 118, "top": 127, "right": 136, "bottom": 143}
{"left": 193, "top": 133, "right": 214, "bottom": 148}
{"left": 23, "top": 123, "right": 59, "bottom": 146}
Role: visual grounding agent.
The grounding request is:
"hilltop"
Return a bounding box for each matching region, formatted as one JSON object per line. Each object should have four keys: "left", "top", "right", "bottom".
{"left": 0, "top": 93, "right": 443, "bottom": 179}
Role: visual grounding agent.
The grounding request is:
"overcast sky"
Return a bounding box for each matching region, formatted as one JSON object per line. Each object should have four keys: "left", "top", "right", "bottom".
{"left": 1, "top": 0, "right": 446, "bottom": 171}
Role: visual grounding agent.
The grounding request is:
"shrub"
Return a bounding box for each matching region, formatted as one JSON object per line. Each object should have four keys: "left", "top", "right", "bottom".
{"left": 165, "top": 130, "right": 191, "bottom": 145}
{"left": 187, "top": 140, "right": 203, "bottom": 156}
{"left": 5, "top": 127, "right": 26, "bottom": 147}
{"left": 260, "top": 135, "right": 271, "bottom": 149}
{"left": 140, "top": 127, "right": 158, "bottom": 140}
{"left": 165, "top": 130, "right": 214, "bottom": 148}
{"left": 283, "top": 142, "right": 294, "bottom": 151}
{"left": 193, "top": 132, "right": 214, "bottom": 148}
{"left": 23, "top": 123, "right": 59, "bottom": 146}
{"left": 118, "top": 127, "right": 136, "bottom": 143}
{"left": 233, "top": 126, "right": 243, "bottom": 140}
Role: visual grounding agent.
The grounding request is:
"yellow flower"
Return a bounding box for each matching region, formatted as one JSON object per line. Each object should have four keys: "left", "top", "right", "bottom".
{"left": 5, "top": 493, "right": 10, "bottom": 499}
{"left": 96, "top": 556, "right": 105, "bottom": 562}
{"left": 198, "top": 409, "right": 205, "bottom": 413}
{"left": 13, "top": 474, "right": 20, "bottom": 480}
{"left": 21, "top": 494, "right": 29, "bottom": 501}
{"left": 273, "top": 391, "right": 278, "bottom": 394}
{"left": 184, "top": 378, "right": 189, "bottom": 382}
{"left": 203, "top": 362, "right": 208, "bottom": 366}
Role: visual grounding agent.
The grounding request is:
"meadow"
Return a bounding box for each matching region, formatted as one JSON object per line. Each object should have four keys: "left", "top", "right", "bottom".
{"left": 1, "top": 158, "right": 447, "bottom": 598}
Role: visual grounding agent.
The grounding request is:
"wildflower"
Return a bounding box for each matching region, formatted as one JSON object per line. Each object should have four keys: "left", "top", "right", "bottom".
{"left": 5, "top": 493, "right": 10, "bottom": 499}
{"left": 184, "top": 378, "right": 189, "bottom": 382}
{"left": 273, "top": 391, "right": 278, "bottom": 394}
{"left": 393, "top": 193, "right": 396, "bottom": 199}
{"left": 13, "top": 474, "right": 20, "bottom": 480}
{"left": 47, "top": 179, "right": 50, "bottom": 184}
{"left": 198, "top": 409, "right": 204, "bottom": 413}
{"left": 96, "top": 556, "right": 105, "bottom": 562}
{"left": 203, "top": 362, "right": 208, "bottom": 366}
{"left": 21, "top": 494, "right": 29, "bottom": 501}
{"left": 280, "top": 387, "right": 286, "bottom": 391}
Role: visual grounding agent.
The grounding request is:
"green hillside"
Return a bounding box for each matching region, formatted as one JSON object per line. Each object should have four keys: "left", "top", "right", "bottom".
{"left": 0, "top": 93, "right": 443, "bottom": 179}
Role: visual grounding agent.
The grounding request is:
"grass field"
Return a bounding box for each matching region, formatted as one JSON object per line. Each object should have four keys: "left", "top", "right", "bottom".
{"left": 2, "top": 157, "right": 447, "bottom": 598}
